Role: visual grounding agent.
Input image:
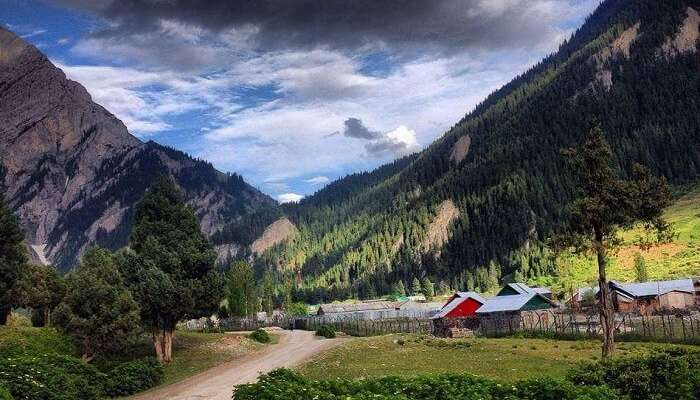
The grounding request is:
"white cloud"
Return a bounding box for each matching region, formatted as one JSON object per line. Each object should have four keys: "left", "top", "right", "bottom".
{"left": 304, "top": 176, "right": 330, "bottom": 185}
{"left": 277, "top": 193, "right": 304, "bottom": 203}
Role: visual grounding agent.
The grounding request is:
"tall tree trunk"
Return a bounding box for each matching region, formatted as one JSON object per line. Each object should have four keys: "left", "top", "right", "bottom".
{"left": 595, "top": 227, "right": 615, "bottom": 358}
{"left": 163, "top": 329, "right": 174, "bottom": 363}
{"left": 43, "top": 308, "right": 50, "bottom": 327}
{"left": 0, "top": 307, "right": 10, "bottom": 325}
{"left": 152, "top": 330, "right": 165, "bottom": 363}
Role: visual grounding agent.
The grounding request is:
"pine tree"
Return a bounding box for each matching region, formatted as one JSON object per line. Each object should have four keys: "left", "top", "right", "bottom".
{"left": 633, "top": 253, "right": 648, "bottom": 283}
{"left": 411, "top": 278, "right": 422, "bottom": 296}
{"left": 123, "top": 176, "right": 223, "bottom": 363}
{"left": 558, "top": 126, "right": 671, "bottom": 358}
{"left": 421, "top": 278, "right": 434, "bottom": 299}
{"left": 0, "top": 193, "right": 27, "bottom": 325}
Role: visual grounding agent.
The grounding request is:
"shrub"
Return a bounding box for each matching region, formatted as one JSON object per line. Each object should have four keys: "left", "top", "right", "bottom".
{"left": 0, "top": 383, "right": 12, "bottom": 400}
{"left": 233, "top": 369, "right": 620, "bottom": 400}
{"left": 315, "top": 325, "right": 336, "bottom": 339}
{"left": 6, "top": 313, "right": 31, "bottom": 328}
{"left": 567, "top": 348, "right": 700, "bottom": 400}
{"left": 285, "top": 302, "right": 309, "bottom": 317}
{"left": 0, "top": 353, "right": 105, "bottom": 400}
{"left": 103, "top": 358, "right": 164, "bottom": 397}
{"left": 248, "top": 329, "right": 271, "bottom": 343}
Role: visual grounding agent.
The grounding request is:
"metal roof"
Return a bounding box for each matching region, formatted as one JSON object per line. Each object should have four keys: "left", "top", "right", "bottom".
{"left": 501, "top": 283, "right": 551, "bottom": 295}
{"left": 432, "top": 292, "right": 485, "bottom": 319}
{"left": 318, "top": 300, "right": 398, "bottom": 314}
{"left": 476, "top": 293, "right": 556, "bottom": 313}
{"left": 611, "top": 279, "right": 695, "bottom": 298}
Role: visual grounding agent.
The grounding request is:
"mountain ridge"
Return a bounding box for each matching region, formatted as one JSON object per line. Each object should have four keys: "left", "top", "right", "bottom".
{"left": 0, "top": 26, "right": 278, "bottom": 270}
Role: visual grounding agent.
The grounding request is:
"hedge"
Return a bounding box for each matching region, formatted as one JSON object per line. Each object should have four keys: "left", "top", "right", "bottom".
{"left": 103, "top": 358, "right": 164, "bottom": 397}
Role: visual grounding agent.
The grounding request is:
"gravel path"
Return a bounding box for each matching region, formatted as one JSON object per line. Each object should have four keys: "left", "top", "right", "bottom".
{"left": 132, "top": 329, "right": 342, "bottom": 400}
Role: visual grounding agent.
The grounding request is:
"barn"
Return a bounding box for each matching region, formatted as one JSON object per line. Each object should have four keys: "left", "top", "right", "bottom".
{"left": 431, "top": 292, "right": 486, "bottom": 320}
{"left": 610, "top": 279, "right": 696, "bottom": 313}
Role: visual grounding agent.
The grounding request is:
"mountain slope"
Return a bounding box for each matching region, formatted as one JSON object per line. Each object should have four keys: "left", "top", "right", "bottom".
{"left": 258, "top": 0, "right": 700, "bottom": 302}
{"left": 0, "top": 27, "right": 278, "bottom": 270}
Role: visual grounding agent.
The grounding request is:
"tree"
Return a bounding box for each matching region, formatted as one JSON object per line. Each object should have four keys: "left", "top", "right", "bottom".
{"left": 17, "top": 264, "right": 65, "bottom": 326}
{"left": 559, "top": 126, "right": 671, "bottom": 358}
{"left": 437, "top": 280, "right": 451, "bottom": 295}
{"left": 421, "top": 278, "right": 434, "bottom": 299}
{"left": 392, "top": 281, "right": 406, "bottom": 297}
{"left": 411, "top": 278, "right": 422, "bottom": 296}
{"left": 123, "top": 176, "right": 223, "bottom": 363}
{"left": 261, "top": 272, "right": 275, "bottom": 317}
{"left": 0, "top": 193, "right": 28, "bottom": 325}
{"left": 226, "top": 260, "right": 257, "bottom": 317}
{"left": 53, "top": 247, "right": 140, "bottom": 362}
{"left": 633, "top": 253, "right": 648, "bottom": 283}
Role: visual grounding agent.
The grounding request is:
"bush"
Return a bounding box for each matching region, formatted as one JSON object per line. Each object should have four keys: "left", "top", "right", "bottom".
{"left": 6, "top": 313, "right": 31, "bottom": 328}
{"left": 248, "top": 329, "right": 271, "bottom": 343}
{"left": 315, "top": 325, "right": 336, "bottom": 339}
{"left": 567, "top": 348, "right": 700, "bottom": 400}
{"left": 103, "top": 358, "right": 164, "bottom": 397}
{"left": 0, "top": 353, "right": 105, "bottom": 400}
{"left": 285, "top": 302, "right": 309, "bottom": 317}
{"left": 233, "top": 369, "right": 620, "bottom": 400}
{"left": 0, "top": 383, "right": 12, "bottom": 400}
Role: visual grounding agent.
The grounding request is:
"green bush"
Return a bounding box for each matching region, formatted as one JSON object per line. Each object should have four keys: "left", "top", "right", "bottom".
{"left": 0, "top": 353, "right": 105, "bottom": 400}
{"left": 0, "top": 383, "right": 12, "bottom": 400}
{"left": 232, "top": 369, "right": 620, "bottom": 400}
{"left": 567, "top": 348, "right": 700, "bottom": 400}
{"left": 248, "top": 329, "right": 271, "bottom": 343}
{"left": 315, "top": 325, "right": 336, "bottom": 339}
{"left": 103, "top": 358, "right": 164, "bottom": 397}
{"left": 285, "top": 302, "right": 309, "bottom": 317}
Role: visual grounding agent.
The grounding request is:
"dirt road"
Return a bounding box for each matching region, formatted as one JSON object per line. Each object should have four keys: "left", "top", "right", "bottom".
{"left": 133, "top": 329, "right": 342, "bottom": 400}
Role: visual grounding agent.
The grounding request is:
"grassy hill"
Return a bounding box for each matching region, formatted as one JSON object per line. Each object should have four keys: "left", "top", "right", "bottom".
{"left": 533, "top": 185, "right": 700, "bottom": 296}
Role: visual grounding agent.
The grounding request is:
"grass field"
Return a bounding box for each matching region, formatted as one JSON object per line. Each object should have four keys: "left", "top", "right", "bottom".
{"left": 298, "top": 334, "right": 688, "bottom": 382}
{"left": 0, "top": 326, "right": 270, "bottom": 387}
{"left": 531, "top": 186, "right": 700, "bottom": 295}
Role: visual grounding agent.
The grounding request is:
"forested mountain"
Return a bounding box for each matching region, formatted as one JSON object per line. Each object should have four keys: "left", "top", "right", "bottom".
{"left": 0, "top": 27, "right": 278, "bottom": 271}
{"left": 255, "top": 0, "right": 700, "bottom": 303}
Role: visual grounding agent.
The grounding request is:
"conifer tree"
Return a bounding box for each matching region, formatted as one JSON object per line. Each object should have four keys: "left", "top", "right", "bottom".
{"left": 0, "top": 193, "right": 27, "bottom": 325}
{"left": 559, "top": 126, "right": 671, "bottom": 358}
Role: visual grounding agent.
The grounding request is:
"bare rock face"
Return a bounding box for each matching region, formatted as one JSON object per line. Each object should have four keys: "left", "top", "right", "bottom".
{"left": 250, "top": 218, "right": 297, "bottom": 255}
{"left": 591, "top": 22, "right": 640, "bottom": 90}
{"left": 662, "top": 7, "right": 699, "bottom": 56}
{"left": 0, "top": 27, "right": 277, "bottom": 270}
{"left": 449, "top": 135, "right": 471, "bottom": 165}
{"left": 421, "top": 199, "right": 459, "bottom": 254}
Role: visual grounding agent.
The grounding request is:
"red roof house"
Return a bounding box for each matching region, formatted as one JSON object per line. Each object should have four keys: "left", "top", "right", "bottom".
{"left": 432, "top": 292, "right": 486, "bottom": 320}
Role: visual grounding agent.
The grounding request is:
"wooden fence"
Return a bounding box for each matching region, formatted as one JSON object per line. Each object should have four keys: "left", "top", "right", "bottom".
{"left": 442, "top": 309, "right": 700, "bottom": 341}
{"left": 298, "top": 316, "right": 433, "bottom": 336}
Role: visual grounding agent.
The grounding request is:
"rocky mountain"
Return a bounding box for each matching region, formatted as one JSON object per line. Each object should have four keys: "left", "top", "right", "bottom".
{"left": 0, "top": 27, "right": 278, "bottom": 271}
{"left": 257, "top": 0, "right": 700, "bottom": 302}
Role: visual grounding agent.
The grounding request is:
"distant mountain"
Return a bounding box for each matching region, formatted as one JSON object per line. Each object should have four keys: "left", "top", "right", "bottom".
{"left": 257, "top": 0, "right": 700, "bottom": 302}
{"left": 0, "top": 27, "right": 278, "bottom": 270}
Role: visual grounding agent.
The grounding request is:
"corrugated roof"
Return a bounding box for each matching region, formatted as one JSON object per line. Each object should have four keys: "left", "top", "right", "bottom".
{"left": 432, "top": 292, "right": 485, "bottom": 319}
{"left": 501, "top": 283, "right": 551, "bottom": 295}
{"left": 477, "top": 294, "right": 536, "bottom": 313}
{"left": 477, "top": 293, "right": 557, "bottom": 313}
{"left": 611, "top": 279, "right": 695, "bottom": 298}
{"left": 318, "top": 300, "right": 398, "bottom": 314}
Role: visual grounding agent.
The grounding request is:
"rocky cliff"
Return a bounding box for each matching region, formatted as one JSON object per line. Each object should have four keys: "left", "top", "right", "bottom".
{"left": 0, "top": 27, "right": 277, "bottom": 270}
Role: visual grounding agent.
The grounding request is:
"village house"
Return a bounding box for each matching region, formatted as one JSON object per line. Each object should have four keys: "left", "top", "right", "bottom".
{"left": 568, "top": 278, "right": 699, "bottom": 313}
{"left": 431, "top": 292, "right": 486, "bottom": 320}
{"left": 316, "top": 300, "right": 398, "bottom": 316}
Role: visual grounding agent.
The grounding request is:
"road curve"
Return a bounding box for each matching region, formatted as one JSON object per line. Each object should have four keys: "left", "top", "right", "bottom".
{"left": 132, "top": 329, "right": 342, "bottom": 400}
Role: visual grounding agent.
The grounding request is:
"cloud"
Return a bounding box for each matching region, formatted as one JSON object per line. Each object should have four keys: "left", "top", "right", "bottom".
{"left": 365, "top": 126, "right": 419, "bottom": 157}
{"left": 343, "top": 117, "right": 380, "bottom": 140}
{"left": 304, "top": 176, "right": 330, "bottom": 185}
{"left": 55, "top": 0, "right": 599, "bottom": 59}
{"left": 277, "top": 193, "right": 304, "bottom": 204}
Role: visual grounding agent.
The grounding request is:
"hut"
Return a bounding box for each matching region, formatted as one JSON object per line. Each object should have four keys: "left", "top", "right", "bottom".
{"left": 477, "top": 292, "right": 558, "bottom": 316}
{"left": 431, "top": 292, "right": 486, "bottom": 320}
{"left": 316, "top": 300, "right": 398, "bottom": 317}
{"left": 609, "top": 279, "right": 696, "bottom": 312}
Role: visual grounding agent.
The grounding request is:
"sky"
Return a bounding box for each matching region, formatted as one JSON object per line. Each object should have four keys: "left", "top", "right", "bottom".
{"left": 2, "top": 0, "right": 600, "bottom": 203}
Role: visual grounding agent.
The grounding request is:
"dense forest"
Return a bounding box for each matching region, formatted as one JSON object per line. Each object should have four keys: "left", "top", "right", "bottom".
{"left": 245, "top": 0, "right": 700, "bottom": 304}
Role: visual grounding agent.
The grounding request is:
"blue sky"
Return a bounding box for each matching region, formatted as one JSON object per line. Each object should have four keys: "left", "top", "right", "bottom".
{"left": 2, "top": 0, "right": 600, "bottom": 203}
